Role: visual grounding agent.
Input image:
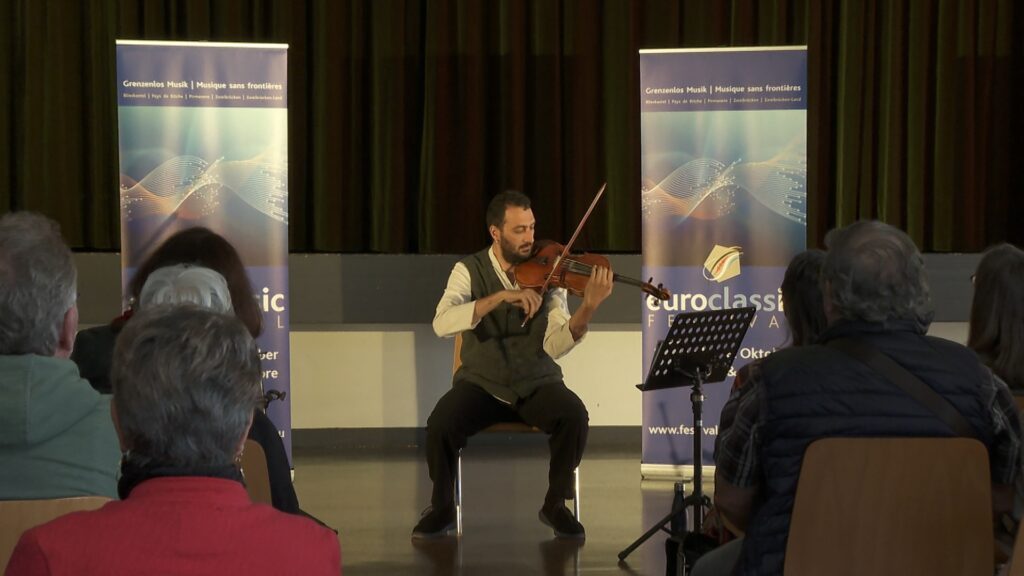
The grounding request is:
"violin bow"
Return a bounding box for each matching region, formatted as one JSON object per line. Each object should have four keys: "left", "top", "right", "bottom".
{"left": 539, "top": 182, "right": 607, "bottom": 294}
{"left": 522, "top": 182, "right": 607, "bottom": 327}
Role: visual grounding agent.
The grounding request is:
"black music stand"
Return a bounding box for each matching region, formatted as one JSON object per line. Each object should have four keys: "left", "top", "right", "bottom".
{"left": 618, "top": 306, "right": 755, "bottom": 574}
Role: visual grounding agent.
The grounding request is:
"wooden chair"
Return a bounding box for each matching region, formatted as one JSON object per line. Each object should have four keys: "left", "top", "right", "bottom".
{"left": 784, "top": 437, "right": 993, "bottom": 576}
{"left": 452, "top": 333, "right": 580, "bottom": 535}
{"left": 240, "top": 438, "right": 273, "bottom": 506}
{"left": 0, "top": 496, "right": 109, "bottom": 569}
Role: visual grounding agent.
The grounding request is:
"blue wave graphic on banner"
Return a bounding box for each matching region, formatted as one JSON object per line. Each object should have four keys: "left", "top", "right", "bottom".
{"left": 120, "top": 151, "right": 288, "bottom": 225}
{"left": 641, "top": 149, "right": 805, "bottom": 225}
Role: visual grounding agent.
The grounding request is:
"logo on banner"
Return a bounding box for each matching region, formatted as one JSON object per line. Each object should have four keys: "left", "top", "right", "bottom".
{"left": 703, "top": 245, "right": 743, "bottom": 282}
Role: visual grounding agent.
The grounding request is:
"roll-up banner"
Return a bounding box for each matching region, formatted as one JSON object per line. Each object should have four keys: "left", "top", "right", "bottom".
{"left": 115, "top": 41, "right": 293, "bottom": 462}
{"left": 639, "top": 47, "right": 807, "bottom": 478}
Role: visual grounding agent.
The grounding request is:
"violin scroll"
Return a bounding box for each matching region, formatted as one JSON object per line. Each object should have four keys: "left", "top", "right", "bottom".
{"left": 644, "top": 277, "right": 671, "bottom": 301}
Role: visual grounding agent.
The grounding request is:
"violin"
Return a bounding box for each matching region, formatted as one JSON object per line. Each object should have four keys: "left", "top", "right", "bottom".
{"left": 515, "top": 240, "right": 670, "bottom": 301}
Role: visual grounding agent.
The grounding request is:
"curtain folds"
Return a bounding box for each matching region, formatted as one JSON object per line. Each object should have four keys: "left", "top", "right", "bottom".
{"left": 1, "top": 0, "right": 1020, "bottom": 252}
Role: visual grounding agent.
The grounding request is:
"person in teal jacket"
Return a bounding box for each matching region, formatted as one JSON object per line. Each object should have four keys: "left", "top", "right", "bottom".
{"left": 0, "top": 212, "right": 120, "bottom": 500}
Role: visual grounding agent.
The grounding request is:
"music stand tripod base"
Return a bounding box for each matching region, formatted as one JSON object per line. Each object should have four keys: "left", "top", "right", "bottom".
{"left": 618, "top": 307, "right": 755, "bottom": 572}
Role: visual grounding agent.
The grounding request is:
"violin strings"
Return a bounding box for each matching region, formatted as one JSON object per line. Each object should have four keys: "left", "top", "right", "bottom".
{"left": 547, "top": 257, "right": 666, "bottom": 296}
{"left": 558, "top": 258, "right": 644, "bottom": 288}
{"left": 559, "top": 258, "right": 593, "bottom": 275}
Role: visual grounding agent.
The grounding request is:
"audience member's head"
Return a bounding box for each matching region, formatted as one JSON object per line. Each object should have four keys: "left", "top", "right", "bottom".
{"left": 781, "top": 249, "right": 827, "bottom": 347}
{"left": 0, "top": 212, "right": 78, "bottom": 357}
{"left": 128, "top": 227, "right": 262, "bottom": 337}
{"left": 112, "top": 306, "right": 261, "bottom": 471}
{"left": 822, "top": 220, "right": 933, "bottom": 328}
{"left": 139, "top": 264, "right": 232, "bottom": 313}
{"left": 968, "top": 243, "right": 1024, "bottom": 390}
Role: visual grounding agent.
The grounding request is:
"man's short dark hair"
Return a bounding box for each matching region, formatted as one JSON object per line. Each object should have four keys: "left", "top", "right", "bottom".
{"left": 486, "top": 190, "right": 531, "bottom": 230}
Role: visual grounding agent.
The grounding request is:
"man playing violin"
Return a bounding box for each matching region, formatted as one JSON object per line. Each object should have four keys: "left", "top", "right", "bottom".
{"left": 413, "top": 190, "right": 614, "bottom": 540}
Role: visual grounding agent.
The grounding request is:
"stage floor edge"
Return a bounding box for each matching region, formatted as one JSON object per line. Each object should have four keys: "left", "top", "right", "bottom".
{"left": 641, "top": 463, "right": 717, "bottom": 480}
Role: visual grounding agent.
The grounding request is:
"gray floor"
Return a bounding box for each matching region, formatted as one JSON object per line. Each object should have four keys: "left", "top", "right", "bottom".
{"left": 292, "top": 440, "right": 704, "bottom": 575}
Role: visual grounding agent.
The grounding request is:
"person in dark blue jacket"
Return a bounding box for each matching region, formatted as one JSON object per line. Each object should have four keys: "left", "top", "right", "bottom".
{"left": 695, "top": 221, "right": 1022, "bottom": 576}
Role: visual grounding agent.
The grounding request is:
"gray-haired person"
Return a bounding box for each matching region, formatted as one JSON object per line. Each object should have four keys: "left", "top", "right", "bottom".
{"left": 138, "top": 263, "right": 233, "bottom": 312}
{"left": 135, "top": 263, "right": 304, "bottom": 516}
{"left": 695, "top": 220, "right": 1023, "bottom": 575}
{"left": 6, "top": 306, "right": 341, "bottom": 574}
{"left": 0, "top": 212, "right": 119, "bottom": 499}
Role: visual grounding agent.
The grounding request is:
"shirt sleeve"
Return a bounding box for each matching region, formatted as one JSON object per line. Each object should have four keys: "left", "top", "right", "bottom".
{"left": 542, "top": 287, "right": 582, "bottom": 359}
{"left": 433, "top": 260, "right": 583, "bottom": 358}
{"left": 432, "top": 262, "right": 478, "bottom": 338}
{"left": 714, "top": 364, "right": 764, "bottom": 489}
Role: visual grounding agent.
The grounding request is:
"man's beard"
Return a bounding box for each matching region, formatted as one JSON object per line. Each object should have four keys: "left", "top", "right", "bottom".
{"left": 500, "top": 236, "right": 532, "bottom": 265}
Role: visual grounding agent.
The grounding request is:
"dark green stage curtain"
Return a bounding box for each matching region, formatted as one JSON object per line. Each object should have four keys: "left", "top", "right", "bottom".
{"left": 1, "top": 0, "right": 1020, "bottom": 253}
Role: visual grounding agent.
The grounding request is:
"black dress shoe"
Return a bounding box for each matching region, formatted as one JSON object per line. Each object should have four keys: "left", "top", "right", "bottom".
{"left": 539, "top": 504, "right": 585, "bottom": 539}
{"left": 412, "top": 505, "right": 457, "bottom": 539}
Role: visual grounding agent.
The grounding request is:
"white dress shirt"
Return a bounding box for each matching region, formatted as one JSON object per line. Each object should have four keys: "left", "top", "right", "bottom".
{"left": 432, "top": 246, "right": 583, "bottom": 359}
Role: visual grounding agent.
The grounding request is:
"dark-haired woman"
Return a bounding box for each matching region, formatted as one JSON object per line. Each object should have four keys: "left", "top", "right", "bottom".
{"left": 968, "top": 243, "right": 1024, "bottom": 392}
{"left": 704, "top": 250, "right": 827, "bottom": 545}
{"left": 70, "top": 227, "right": 301, "bottom": 516}
{"left": 729, "top": 249, "right": 827, "bottom": 392}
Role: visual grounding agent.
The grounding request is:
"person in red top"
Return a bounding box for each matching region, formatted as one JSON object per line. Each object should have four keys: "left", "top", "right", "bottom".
{"left": 5, "top": 306, "right": 340, "bottom": 576}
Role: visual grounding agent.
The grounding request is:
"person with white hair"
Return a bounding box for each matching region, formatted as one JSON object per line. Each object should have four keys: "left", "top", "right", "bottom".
{"left": 0, "top": 212, "right": 120, "bottom": 499}
{"left": 134, "top": 263, "right": 304, "bottom": 517}
{"left": 71, "top": 230, "right": 306, "bottom": 516}
{"left": 137, "top": 264, "right": 233, "bottom": 313}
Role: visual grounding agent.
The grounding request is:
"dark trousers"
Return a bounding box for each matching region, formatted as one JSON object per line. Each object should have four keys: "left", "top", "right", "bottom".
{"left": 425, "top": 380, "right": 589, "bottom": 510}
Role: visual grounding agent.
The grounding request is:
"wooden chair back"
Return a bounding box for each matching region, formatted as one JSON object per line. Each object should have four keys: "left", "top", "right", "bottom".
{"left": 0, "top": 496, "right": 109, "bottom": 569}
{"left": 784, "top": 437, "right": 994, "bottom": 576}
{"left": 240, "top": 438, "right": 273, "bottom": 506}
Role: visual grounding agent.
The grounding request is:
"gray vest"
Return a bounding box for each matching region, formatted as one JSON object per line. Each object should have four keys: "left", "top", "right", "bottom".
{"left": 455, "top": 248, "right": 563, "bottom": 404}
